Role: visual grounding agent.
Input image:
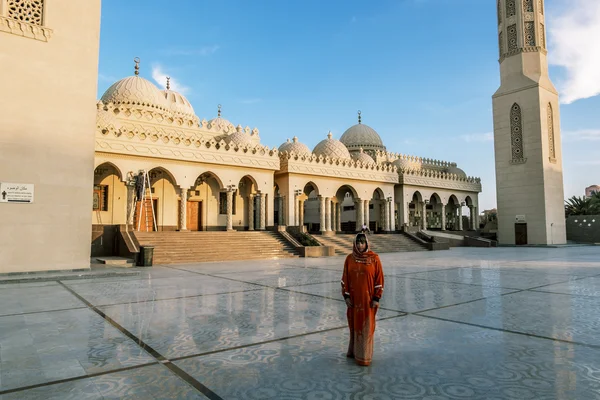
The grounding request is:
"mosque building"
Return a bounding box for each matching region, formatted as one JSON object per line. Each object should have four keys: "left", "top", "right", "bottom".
{"left": 94, "top": 60, "right": 482, "bottom": 237}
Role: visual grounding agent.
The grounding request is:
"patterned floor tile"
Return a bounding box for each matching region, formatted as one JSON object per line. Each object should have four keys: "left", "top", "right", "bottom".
{"left": 64, "top": 274, "right": 262, "bottom": 306}
{"left": 420, "top": 290, "right": 600, "bottom": 346}
{"left": 287, "top": 275, "right": 515, "bottom": 312}
{"left": 404, "top": 267, "right": 579, "bottom": 289}
{"left": 0, "top": 309, "right": 154, "bottom": 391}
{"left": 0, "top": 284, "right": 85, "bottom": 316}
{"left": 175, "top": 315, "right": 600, "bottom": 400}
{"left": 98, "top": 288, "right": 401, "bottom": 359}
{"left": 0, "top": 364, "right": 207, "bottom": 400}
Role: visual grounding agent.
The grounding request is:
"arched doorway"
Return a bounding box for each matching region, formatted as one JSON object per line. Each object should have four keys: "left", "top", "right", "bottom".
{"left": 187, "top": 171, "right": 223, "bottom": 231}
{"left": 93, "top": 163, "right": 126, "bottom": 225}
{"left": 335, "top": 185, "right": 358, "bottom": 232}
{"left": 408, "top": 191, "right": 424, "bottom": 228}
{"left": 240, "top": 175, "right": 259, "bottom": 230}
{"left": 302, "top": 182, "right": 320, "bottom": 232}
{"left": 427, "top": 193, "right": 442, "bottom": 230}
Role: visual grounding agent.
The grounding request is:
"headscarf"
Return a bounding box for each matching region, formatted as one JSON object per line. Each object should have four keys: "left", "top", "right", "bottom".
{"left": 352, "top": 233, "right": 375, "bottom": 263}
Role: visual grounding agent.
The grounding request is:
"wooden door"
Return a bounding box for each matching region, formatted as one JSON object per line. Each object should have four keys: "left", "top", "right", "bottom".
{"left": 134, "top": 199, "right": 157, "bottom": 231}
{"left": 187, "top": 201, "right": 201, "bottom": 231}
{"left": 515, "top": 223, "right": 527, "bottom": 245}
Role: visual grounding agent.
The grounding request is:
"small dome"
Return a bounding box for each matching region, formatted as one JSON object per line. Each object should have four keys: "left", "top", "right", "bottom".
{"left": 286, "top": 137, "right": 311, "bottom": 156}
{"left": 101, "top": 76, "right": 167, "bottom": 110}
{"left": 313, "top": 132, "right": 352, "bottom": 160}
{"left": 445, "top": 164, "right": 467, "bottom": 177}
{"left": 393, "top": 157, "right": 422, "bottom": 171}
{"left": 162, "top": 89, "right": 195, "bottom": 118}
{"left": 208, "top": 105, "right": 235, "bottom": 132}
{"left": 279, "top": 138, "right": 292, "bottom": 152}
{"left": 227, "top": 125, "right": 253, "bottom": 147}
{"left": 352, "top": 148, "right": 375, "bottom": 166}
{"left": 340, "top": 121, "right": 385, "bottom": 152}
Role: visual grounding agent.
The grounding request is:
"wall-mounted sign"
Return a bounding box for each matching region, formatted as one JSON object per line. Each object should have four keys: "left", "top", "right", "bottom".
{"left": 0, "top": 182, "right": 34, "bottom": 203}
{"left": 515, "top": 214, "right": 526, "bottom": 223}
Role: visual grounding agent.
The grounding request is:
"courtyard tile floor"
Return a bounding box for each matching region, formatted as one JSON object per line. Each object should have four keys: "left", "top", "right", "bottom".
{"left": 1, "top": 247, "right": 600, "bottom": 399}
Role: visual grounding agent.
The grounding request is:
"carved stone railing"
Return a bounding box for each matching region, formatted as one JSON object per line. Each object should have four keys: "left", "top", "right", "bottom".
{"left": 384, "top": 151, "right": 459, "bottom": 169}
{"left": 278, "top": 151, "right": 398, "bottom": 184}
{"left": 398, "top": 168, "right": 482, "bottom": 192}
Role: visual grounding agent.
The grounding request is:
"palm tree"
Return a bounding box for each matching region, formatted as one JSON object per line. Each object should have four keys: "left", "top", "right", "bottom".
{"left": 565, "top": 193, "right": 600, "bottom": 217}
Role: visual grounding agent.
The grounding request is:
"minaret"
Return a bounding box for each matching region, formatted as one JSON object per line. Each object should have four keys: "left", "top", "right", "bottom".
{"left": 493, "top": 0, "right": 566, "bottom": 245}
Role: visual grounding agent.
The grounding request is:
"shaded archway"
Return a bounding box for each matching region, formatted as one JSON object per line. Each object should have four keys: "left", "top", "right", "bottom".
{"left": 446, "top": 195, "right": 460, "bottom": 231}
{"left": 408, "top": 191, "right": 424, "bottom": 228}
{"left": 302, "top": 182, "right": 321, "bottom": 232}
{"left": 93, "top": 163, "right": 126, "bottom": 225}
{"left": 335, "top": 185, "right": 359, "bottom": 232}
{"left": 185, "top": 171, "right": 225, "bottom": 231}
{"left": 426, "top": 193, "right": 443, "bottom": 230}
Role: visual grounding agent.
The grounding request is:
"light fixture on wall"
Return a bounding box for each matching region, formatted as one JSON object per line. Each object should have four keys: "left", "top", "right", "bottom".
{"left": 294, "top": 189, "right": 302, "bottom": 196}
{"left": 424, "top": 199, "right": 429, "bottom": 205}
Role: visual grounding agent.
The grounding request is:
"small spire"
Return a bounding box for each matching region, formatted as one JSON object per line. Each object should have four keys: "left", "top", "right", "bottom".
{"left": 293, "top": 136, "right": 298, "bottom": 143}
{"left": 217, "top": 104, "right": 222, "bottom": 117}
{"left": 287, "top": 138, "right": 291, "bottom": 143}
{"left": 358, "top": 110, "right": 362, "bottom": 124}
{"left": 360, "top": 147, "right": 364, "bottom": 153}
{"left": 166, "top": 77, "right": 171, "bottom": 90}
{"left": 134, "top": 57, "right": 140, "bottom": 76}
{"left": 327, "top": 131, "right": 333, "bottom": 139}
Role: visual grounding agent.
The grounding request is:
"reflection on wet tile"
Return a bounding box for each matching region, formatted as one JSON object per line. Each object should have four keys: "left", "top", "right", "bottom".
{"left": 64, "top": 275, "right": 262, "bottom": 306}
{"left": 1, "top": 364, "right": 208, "bottom": 400}
{"left": 175, "top": 315, "right": 600, "bottom": 400}
{"left": 421, "top": 290, "right": 600, "bottom": 346}
{"left": 98, "top": 288, "right": 400, "bottom": 359}
{"left": 405, "top": 267, "right": 578, "bottom": 289}
{"left": 0, "top": 309, "right": 154, "bottom": 391}
{"left": 534, "top": 276, "right": 600, "bottom": 297}
{"left": 287, "top": 276, "right": 515, "bottom": 312}
{"left": 0, "top": 284, "right": 85, "bottom": 316}
{"left": 213, "top": 267, "right": 342, "bottom": 288}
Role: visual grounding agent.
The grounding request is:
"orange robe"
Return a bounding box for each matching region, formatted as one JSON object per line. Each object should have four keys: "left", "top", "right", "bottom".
{"left": 341, "top": 252, "right": 384, "bottom": 366}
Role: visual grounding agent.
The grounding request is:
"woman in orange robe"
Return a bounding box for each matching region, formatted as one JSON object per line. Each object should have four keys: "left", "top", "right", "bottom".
{"left": 341, "top": 233, "right": 384, "bottom": 366}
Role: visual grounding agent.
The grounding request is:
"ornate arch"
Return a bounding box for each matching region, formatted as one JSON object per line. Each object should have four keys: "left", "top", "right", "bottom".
{"left": 94, "top": 162, "right": 123, "bottom": 181}
{"left": 510, "top": 103, "right": 526, "bottom": 163}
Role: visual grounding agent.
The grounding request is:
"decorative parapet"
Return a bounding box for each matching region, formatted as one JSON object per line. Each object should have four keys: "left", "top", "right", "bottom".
{"left": 95, "top": 109, "right": 279, "bottom": 171}
{"left": 278, "top": 151, "right": 398, "bottom": 184}
{"left": 398, "top": 168, "right": 482, "bottom": 192}
{"left": 384, "top": 151, "right": 458, "bottom": 169}
{"left": 0, "top": 15, "right": 52, "bottom": 41}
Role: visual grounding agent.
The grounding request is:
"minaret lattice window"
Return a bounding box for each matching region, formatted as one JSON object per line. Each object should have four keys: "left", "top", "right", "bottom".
{"left": 547, "top": 103, "right": 556, "bottom": 161}
{"left": 510, "top": 103, "right": 525, "bottom": 162}
{"left": 506, "top": 0, "right": 516, "bottom": 17}
{"left": 6, "top": 0, "right": 44, "bottom": 25}
{"left": 523, "top": 0, "right": 534, "bottom": 12}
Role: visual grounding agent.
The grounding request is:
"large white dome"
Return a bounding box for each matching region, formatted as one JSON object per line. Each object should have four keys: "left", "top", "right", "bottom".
{"left": 313, "top": 132, "right": 352, "bottom": 160}
{"left": 101, "top": 76, "right": 168, "bottom": 111}
{"left": 340, "top": 122, "right": 385, "bottom": 152}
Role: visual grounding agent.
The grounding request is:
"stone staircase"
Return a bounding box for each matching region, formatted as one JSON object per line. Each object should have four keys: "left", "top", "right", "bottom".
{"left": 133, "top": 231, "right": 300, "bottom": 264}
{"left": 316, "top": 233, "right": 429, "bottom": 255}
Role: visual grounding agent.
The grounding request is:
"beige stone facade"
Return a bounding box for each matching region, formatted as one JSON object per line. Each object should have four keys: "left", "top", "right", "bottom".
{"left": 93, "top": 71, "right": 481, "bottom": 237}
{"left": 0, "top": 0, "right": 101, "bottom": 273}
{"left": 493, "top": 0, "right": 567, "bottom": 245}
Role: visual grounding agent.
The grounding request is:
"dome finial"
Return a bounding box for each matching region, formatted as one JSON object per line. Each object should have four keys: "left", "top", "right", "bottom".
{"left": 217, "top": 104, "right": 222, "bottom": 117}
{"left": 327, "top": 131, "right": 333, "bottom": 139}
{"left": 134, "top": 57, "right": 140, "bottom": 76}
{"left": 358, "top": 110, "right": 362, "bottom": 124}
{"left": 360, "top": 147, "right": 364, "bottom": 153}
{"left": 166, "top": 77, "right": 171, "bottom": 90}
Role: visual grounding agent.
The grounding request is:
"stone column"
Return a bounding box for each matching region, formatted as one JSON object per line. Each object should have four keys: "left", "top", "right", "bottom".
{"left": 298, "top": 200, "right": 304, "bottom": 227}
{"left": 226, "top": 189, "right": 234, "bottom": 231}
{"left": 383, "top": 201, "right": 389, "bottom": 231}
{"left": 259, "top": 193, "right": 266, "bottom": 230}
{"left": 294, "top": 197, "right": 299, "bottom": 226}
{"left": 355, "top": 198, "right": 363, "bottom": 231}
{"left": 389, "top": 199, "right": 395, "bottom": 231}
{"left": 319, "top": 196, "right": 326, "bottom": 233}
{"left": 441, "top": 204, "right": 446, "bottom": 231}
{"left": 471, "top": 206, "right": 478, "bottom": 230}
{"left": 277, "top": 197, "right": 283, "bottom": 225}
{"left": 248, "top": 194, "right": 255, "bottom": 231}
{"left": 179, "top": 188, "right": 188, "bottom": 231}
{"left": 458, "top": 205, "right": 463, "bottom": 231}
{"left": 406, "top": 202, "right": 412, "bottom": 227}
{"left": 364, "top": 200, "right": 370, "bottom": 230}
{"left": 325, "top": 197, "right": 332, "bottom": 231}
{"left": 336, "top": 203, "right": 342, "bottom": 231}
{"left": 126, "top": 185, "right": 135, "bottom": 226}
{"left": 421, "top": 202, "right": 427, "bottom": 230}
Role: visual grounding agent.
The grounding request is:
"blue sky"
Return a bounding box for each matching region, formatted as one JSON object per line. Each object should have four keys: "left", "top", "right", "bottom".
{"left": 97, "top": 0, "right": 600, "bottom": 212}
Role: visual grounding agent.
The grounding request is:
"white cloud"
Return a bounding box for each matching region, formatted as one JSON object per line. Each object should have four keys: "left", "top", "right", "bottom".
{"left": 460, "top": 132, "right": 494, "bottom": 143}
{"left": 548, "top": 0, "right": 600, "bottom": 104}
{"left": 562, "top": 129, "right": 600, "bottom": 141}
{"left": 151, "top": 65, "right": 190, "bottom": 94}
